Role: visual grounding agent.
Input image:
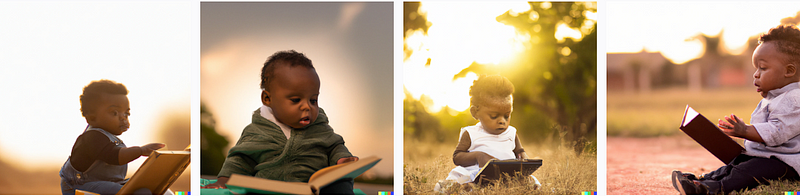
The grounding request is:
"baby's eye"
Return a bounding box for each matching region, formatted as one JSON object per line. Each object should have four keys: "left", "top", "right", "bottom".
{"left": 290, "top": 98, "right": 301, "bottom": 103}
{"left": 310, "top": 99, "right": 318, "bottom": 105}
{"left": 112, "top": 110, "right": 119, "bottom": 116}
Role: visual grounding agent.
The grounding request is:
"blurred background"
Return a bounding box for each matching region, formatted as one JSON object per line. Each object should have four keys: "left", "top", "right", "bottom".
{"left": 404, "top": 1, "right": 597, "bottom": 156}
{"left": 606, "top": 2, "right": 800, "bottom": 195}
{"left": 200, "top": 2, "right": 393, "bottom": 193}
{"left": 607, "top": 2, "right": 800, "bottom": 137}
{"left": 403, "top": 2, "right": 597, "bottom": 194}
{"left": 0, "top": 1, "right": 191, "bottom": 194}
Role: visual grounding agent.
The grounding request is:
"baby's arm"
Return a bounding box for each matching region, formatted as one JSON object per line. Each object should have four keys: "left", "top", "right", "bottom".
{"left": 118, "top": 143, "right": 165, "bottom": 164}
{"left": 514, "top": 135, "right": 529, "bottom": 159}
{"left": 329, "top": 142, "right": 357, "bottom": 166}
{"left": 719, "top": 114, "right": 764, "bottom": 143}
{"left": 453, "top": 131, "right": 495, "bottom": 168}
{"left": 203, "top": 154, "right": 258, "bottom": 189}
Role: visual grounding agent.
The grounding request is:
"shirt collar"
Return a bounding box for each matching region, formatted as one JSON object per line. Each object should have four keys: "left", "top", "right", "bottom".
{"left": 260, "top": 105, "right": 292, "bottom": 139}
{"left": 767, "top": 82, "right": 800, "bottom": 99}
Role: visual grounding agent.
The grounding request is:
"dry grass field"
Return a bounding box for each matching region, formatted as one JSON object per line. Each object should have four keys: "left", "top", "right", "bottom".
{"left": 404, "top": 139, "right": 596, "bottom": 195}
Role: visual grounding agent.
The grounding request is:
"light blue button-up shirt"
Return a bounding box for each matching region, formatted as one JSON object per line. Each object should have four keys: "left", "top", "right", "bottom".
{"left": 745, "top": 82, "right": 800, "bottom": 174}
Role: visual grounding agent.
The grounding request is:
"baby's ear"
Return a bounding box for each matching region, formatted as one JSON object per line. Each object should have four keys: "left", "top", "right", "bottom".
{"left": 469, "top": 106, "right": 478, "bottom": 119}
{"left": 85, "top": 113, "right": 97, "bottom": 124}
{"left": 787, "top": 63, "right": 798, "bottom": 78}
{"left": 261, "top": 90, "right": 271, "bottom": 106}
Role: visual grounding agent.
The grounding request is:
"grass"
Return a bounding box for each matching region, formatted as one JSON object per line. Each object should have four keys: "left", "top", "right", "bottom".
{"left": 607, "top": 87, "right": 762, "bottom": 137}
{"left": 403, "top": 139, "right": 596, "bottom": 195}
{"left": 731, "top": 179, "right": 800, "bottom": 195}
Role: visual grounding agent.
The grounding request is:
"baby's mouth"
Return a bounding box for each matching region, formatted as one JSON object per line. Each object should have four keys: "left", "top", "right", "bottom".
{"left": 299, "top": 116, "right": 311, "bottom": 126}
{"left": 755, "top": 83, "right": 762, "bottom": 92}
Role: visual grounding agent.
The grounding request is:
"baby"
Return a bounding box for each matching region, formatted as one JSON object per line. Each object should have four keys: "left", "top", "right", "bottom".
{"left": 435, "top": 75, "right": 540, "bottom": 193}
{"left": 59, "top": 79, "right": 164, "bottom": 195}
{"left": 203, "top": 50, "right": 358, "bottom": 194}
{"left": 672, "top": 25, "right": 800, "bottom": 194}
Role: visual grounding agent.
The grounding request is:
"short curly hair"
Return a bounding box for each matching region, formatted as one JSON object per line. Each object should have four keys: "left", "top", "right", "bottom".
{"left": 469, "top": 75, "right": 515, "bottom": 107}
{"left": 260, "top": 50, "right": 315, "bottom": 91}
{"left": 759, "top": 25, "right": 800, "bottom": 65}
{"left": 80, "top": 79, "right": 128, "bottom": 117}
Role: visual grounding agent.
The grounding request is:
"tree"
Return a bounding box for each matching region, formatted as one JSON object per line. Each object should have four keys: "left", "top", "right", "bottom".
{"left": 200, "top": 102, "right": 229, "bottom": 175}
{"left": 455, "top": 2, "right": 597, "bottom": 154}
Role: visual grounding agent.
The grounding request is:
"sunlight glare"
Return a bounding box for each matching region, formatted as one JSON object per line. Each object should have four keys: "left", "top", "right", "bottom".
{"left": 607, "top": 2, "right": 800, "bottom": 64}
{"left": 555, "top": 22, "right": 583, "bottom": 42}
{"left": 405, "top": 2, "right": 529, "bottom": 113}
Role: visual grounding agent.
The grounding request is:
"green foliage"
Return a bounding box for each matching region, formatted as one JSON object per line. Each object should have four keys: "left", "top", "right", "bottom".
{"left": 405, "top": 2, "right": 598, "bottom": 154}
{"left": 403, "top": 2, "right": 431, "bottom": 60}
{"left": 491, "top": 2, "right": 597, "bottom": 154}
{"left": 200, "top": 102, "right": 230, "bottom": 176}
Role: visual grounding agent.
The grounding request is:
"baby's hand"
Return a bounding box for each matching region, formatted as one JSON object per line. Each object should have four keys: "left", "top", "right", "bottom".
{"left": 337, "top": 156, "right": 359, "bottom": 165}
{"left": 718, "top": 114, "right": 746, "bottom": 137}
{"left": 202, "top": 177, "right": 229, "bottom": 189}
{"left": 140, "top": 143, "right": 165, "bottom": 156}
{"left": 476, "top": 152, "right": 496, "bottom": 168}
{"left": 517, "top": 152, "right": 530, "bottom": 160}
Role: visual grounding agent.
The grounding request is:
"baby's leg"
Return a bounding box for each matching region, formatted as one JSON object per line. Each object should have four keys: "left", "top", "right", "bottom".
{"left": 74, "top": 181, "right": 124, "bottom": 195}
{"left": 701, "top": 155, "right": 798, "bottom": 194}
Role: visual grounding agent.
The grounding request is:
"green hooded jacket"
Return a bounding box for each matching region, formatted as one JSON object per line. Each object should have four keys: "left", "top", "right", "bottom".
{"left": 217, "top": 108, "right": 352, "bottom": 182}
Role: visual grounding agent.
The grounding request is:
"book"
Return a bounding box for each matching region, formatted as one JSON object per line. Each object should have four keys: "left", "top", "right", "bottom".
{"left": 474, "top": 159, "right": 543, "bottom": 185}
{"left": 680, "top": 105, "right": 745, "bottom": 164}
{"left": 117, "top": 146, "right": 191, "bottom": 195}
{"left": 225, "top": 156, "right": 382, "bottom": 195}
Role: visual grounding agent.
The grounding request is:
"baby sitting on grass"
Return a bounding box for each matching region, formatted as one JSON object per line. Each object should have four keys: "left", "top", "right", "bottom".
{"left": 434, "top": 75, "right": 541, "bottom": 193}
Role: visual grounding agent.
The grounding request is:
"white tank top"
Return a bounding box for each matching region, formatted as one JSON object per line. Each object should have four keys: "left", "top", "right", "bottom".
{"left": 460, "top": 122, "right": 516, "bottom": 160}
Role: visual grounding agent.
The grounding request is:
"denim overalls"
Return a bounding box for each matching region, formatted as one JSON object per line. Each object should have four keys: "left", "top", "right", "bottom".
{"left": 59, "top": 126, "right": 129, "bottom": 195}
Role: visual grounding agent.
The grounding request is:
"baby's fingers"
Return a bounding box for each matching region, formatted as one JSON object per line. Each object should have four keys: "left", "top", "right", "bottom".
{"left": 724, "top": 115, "right": 739, "bottom": 125}
{"left": 718, "top": 119, "right": 733, "bottom": 130}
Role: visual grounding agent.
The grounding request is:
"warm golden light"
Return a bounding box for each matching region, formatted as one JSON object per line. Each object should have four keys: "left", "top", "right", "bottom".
{"left": 607, "top": 2, "right": 800, "bottom": 64}
{"left": 404, "top": 2, "right": 530, "bottom": 113}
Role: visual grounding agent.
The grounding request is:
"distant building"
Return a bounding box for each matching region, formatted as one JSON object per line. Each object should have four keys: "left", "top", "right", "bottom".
{"left": 607, "top": 51, "right": 667, "bottom": 92}
{"left": 607, "top": 34, "right": 756, "bottom": 93}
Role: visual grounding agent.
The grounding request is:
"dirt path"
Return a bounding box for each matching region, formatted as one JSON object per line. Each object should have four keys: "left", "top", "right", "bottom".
{"left": 607, "top": 136, "right": 726, "bottom": 195}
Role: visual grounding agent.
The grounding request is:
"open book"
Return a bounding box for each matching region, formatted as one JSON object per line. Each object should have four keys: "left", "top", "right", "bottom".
{"left": 226, "top": 156, "right": 381, "bottom": 195}
{"left": 117, "top": 146, "right": 191, "bottom": 194}
{"left": 680, "top": 105, "right": 745, "bottom": 164}
{"left": 474, "top": 159, "right": 543, "bottom": 185}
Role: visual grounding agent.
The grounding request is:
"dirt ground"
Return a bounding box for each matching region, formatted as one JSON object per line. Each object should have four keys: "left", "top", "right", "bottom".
{"left": 607, "top": 136, "right": 726, "bottom": 195}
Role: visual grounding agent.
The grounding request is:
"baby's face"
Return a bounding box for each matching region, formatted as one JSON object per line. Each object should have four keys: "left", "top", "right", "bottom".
{"left": 265, "top": 65, "right": 320, "bottom": 129}
{"left": 474, "top": 96, "right": 513, "bottom": 135}
{"left": 752, "top": 42, "right": 792, "bottom": 98}
{"left": 88, "top": 93, "right": 130, "bottom": 135}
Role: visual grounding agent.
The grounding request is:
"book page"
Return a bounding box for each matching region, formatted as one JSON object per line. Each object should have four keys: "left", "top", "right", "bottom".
{"left": 307, "top": 156, "right": 380, "bottom": 191}
{"left": 118, "top": 150, "right": 190, "bottom": 194}
{"left": 226, "top": 174, "right": 312, "bottom": 195}
{"left": 682, "top": 105, "right": 699, "bottom": 127}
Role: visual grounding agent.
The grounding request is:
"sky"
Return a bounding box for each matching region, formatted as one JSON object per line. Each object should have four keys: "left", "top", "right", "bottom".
{"left": 607, "top": 1, "right": 800, "bottom": 64}
{"left": 0, "top": 1, "right": 191, "bottom": 175}
{"left": 200, "top": 2, "right": 394, "bottom": 177}
{"left": 404, "top": 2, "right": 596, "bottom": 113}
